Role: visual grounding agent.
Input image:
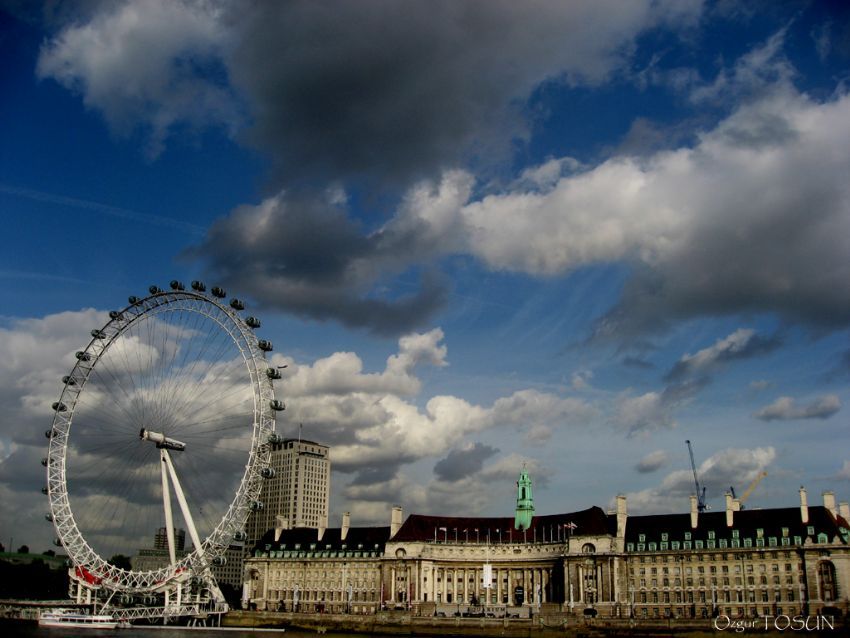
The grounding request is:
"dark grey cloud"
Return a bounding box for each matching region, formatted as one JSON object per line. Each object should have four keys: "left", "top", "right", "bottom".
{"left": 433, "top": 443, "right": 499, "bottom": 482}
{"left": 635, "top": 450, "right": 668, "bottom": 474}
{"left": 225, "top": 0, "right": 697, "bottom": 189}
{"left": 190, "top": 192, "right": 448, "bottom": 335}
{"left": 754, "top": 395, "right": 841, "bottom": 421}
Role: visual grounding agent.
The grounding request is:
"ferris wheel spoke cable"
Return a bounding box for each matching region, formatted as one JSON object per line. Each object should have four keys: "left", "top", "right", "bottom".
{"left": 170, "top": 387, "right": 254, "bottom": 435}
{"left": 163, "top": 328, "right": 243, "bottom": 427}
{"left": 152, "top": 320, "right": 238, "bottom": 439}
{"left": 72, "top": 438, "right": 156, "bottom": 542}
{"left": 85, "top": 359, "right": 145, "bottom": 431}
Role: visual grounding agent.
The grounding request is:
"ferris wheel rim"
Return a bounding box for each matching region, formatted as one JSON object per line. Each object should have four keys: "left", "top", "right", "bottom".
{"left": 44, "top": 287, "right": 277, "bottom": 593}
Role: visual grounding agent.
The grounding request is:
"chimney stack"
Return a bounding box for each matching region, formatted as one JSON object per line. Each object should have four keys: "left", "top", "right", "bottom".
{"left": 839, "top": 501, "right": 850, "bottom": 522}
{"left": 341, "top": 512, "right": 350, "bottom": 541}
{"left": 274, "top": 515, "right": 289, "bottom": 542}
{"left": 800, "top": 487, "right": 809, "bottom": 524}
{"left": 318, "top": 515, "right": 327, "bottom": 542}
{"left": 391, "top": 506, "right": 403, "bottom": 538}
{"left": 725, "top": 492, "right": 734, "bottom": 527}
{"left": 616, "top": 495, "right": 628, "bottom": 538}
{"left": 690, "top": 494, "right": 699, "bottom": 529}
{"left": 823, "top": 491, "right": 837, "bottom": 517}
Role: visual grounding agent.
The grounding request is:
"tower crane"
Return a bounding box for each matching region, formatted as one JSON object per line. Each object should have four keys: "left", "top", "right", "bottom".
{"left": 686, "top": 440, "right": 707, "bottom": 512}
{"left": 732, "top": 471, "right": 767, "bottom": 510}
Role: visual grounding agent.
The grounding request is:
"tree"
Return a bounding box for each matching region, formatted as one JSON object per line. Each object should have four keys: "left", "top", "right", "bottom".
{"left": 17, "top": 545, "right": 29, "bottom": 554}
{"left": 108, "top": 554, "right": 132, "bottom": 570}
{"left": 42, "top": 549, "right": 56, "bottom": 557}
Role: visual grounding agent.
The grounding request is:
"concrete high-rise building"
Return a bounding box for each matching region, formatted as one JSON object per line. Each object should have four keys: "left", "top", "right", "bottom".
{"left": 246, "top": 438, "right": 330, "bottom": 545}
{"left": 154, "top": 527, "right": 185, "bottom": 551}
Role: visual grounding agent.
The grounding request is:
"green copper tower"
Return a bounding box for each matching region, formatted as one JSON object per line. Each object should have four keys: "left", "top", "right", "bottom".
{"left": 514, "top": 465, "right": 535, "bottom": 531}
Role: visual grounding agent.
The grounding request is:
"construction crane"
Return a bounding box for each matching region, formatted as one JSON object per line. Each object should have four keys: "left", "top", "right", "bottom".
{"left": 732, "top": 471, "right": 767, "bottom": 510}
{"left": 686, "top": 440, "right": 707, "bottom": 512}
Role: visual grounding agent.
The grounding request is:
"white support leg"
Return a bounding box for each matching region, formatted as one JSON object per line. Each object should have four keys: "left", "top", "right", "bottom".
{"left": 162, "top": 449, "right": 203, "bottom": 555}
{"left": 160, "top": 449, "right": 177, "bottom": 566}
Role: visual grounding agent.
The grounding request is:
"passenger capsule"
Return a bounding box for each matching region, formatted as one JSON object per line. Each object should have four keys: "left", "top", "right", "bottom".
{"left": 268, "top": 433, "right": 282, "bottom": 444}
{"left": 211, "top": 286, "right": 226, "bottom": 298}
{"left": 53, "top": 538, "right": 62, "bottom": 547}
{"left": 90, "top": 329, "right": 106, "bottom": 339}
{"left": 42, "top": 486, "right": 49, "bottom": 495}
{"left": 109, "top": 311, "right": 123, "bottom": 320}
{"left": 246, "top": 316, "right": 261, "bottom": 329}
{"left": 45, "top": 513, "right": 54, "bottom": 522}
{"left": 212, "top": 556, "right": 226, "bottom": 566}
{"left": 52, "top": 402, "right": 67, "bottom": 412}
{"left": 266, "top": 367, "right": 281, "bottom": 380}
{"left": 149, "top": 285, "right": 163, "bottom": 295}
{"left": 169, "top": 280, "right": 185, "bottom": 291}
{"left": 233, "top": 531, "right": 247, "bottom": 541}
{"left": 45, "top": 429, "right": 55, "bottom": 439}
{"left": 258, "top": 340, "right": 273, "bottom": 352}
{"left": 261, "top": 467, "right": 276, "bottom": 479}
{"left": 62, "top": 375, "right": 77, "bottom": 386}
{"left": 250, "top": 500, "right": 264, "bottom": 511}
{"left": 75, "top": 351, "right": 91, "bottom": 361}
{"left": 191, "top": 280, "right": 206, "bottom": 292}
{"left": 269, "top": 399, "right": 285, "bottom": 411}
{"left": 230, "top": 298, "right": 245, "bottom": 311}
{"left": 128, "top": 296, "right": 140, "bottom": 305}
{"left": 41, "top": 457, "right": 49, "bottom": 467}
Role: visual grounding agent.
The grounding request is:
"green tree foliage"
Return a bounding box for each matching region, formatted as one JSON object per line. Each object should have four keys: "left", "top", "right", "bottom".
{"left": 0, "top": 558, "right": 68, "bottom": 599}
{"left": 108, "top": 554, "right": 132, "bottom": 570}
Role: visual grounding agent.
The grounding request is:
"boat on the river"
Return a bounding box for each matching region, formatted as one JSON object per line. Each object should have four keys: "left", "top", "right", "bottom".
{"left": 38, "top": 608, "right": 125, "bottom": 629}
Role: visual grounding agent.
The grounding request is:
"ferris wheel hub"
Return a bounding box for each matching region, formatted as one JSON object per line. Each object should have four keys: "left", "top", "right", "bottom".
{"left": 139, "top": 428, "right": 186, "bottom": 451}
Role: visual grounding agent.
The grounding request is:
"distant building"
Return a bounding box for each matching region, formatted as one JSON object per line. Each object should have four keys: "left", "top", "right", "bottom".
{"left": 154, "top": 527, "right": 185, "bottom": 552}
{"left": 246, "top": 438, "right": 331, "bottom": 548}
{"left": 244, "top": 472, "right": 850, "bottom": 620}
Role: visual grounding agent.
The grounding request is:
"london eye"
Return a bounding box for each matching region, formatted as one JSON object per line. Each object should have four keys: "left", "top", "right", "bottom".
{"left": 43, "top": 280, "right": 281, "bottom": 616}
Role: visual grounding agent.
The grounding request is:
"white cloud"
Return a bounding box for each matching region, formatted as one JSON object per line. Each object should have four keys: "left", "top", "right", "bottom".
{"left": 276, "top": 328, "right": 446, "bottom": 398}
{"left": 754, "top": 395, "right": 841, "bottom": 421}
{"left": 37, "top": 0, "right": 239, "bottom": 156}
{"left": 838, "top": 461, "right": 850, "bottom": 481}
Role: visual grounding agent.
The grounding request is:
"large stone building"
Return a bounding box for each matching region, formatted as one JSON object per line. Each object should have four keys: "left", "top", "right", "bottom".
{"left": 246, "top": 438, "right": 331, "bottom": 548}
{"left": 243, "top": 473, "right": 850, "bottom": 620}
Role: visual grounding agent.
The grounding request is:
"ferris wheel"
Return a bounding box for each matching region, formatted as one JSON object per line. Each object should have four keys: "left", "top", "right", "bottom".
{"left": 43, "top": 280, "right": 282, "bottom": 604}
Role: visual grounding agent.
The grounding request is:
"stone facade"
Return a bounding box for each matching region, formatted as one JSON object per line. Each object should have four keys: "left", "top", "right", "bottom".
{"left": 243, "top": 484, "right": 850, "bottom": 620}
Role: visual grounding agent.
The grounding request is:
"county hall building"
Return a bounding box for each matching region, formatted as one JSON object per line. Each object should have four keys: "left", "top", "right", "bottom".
{"left": 244, "top": 468, "right": 850, "bottom": 619}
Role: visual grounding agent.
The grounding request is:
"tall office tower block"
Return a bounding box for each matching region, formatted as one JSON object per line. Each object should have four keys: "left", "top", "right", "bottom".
{"left": 246, "top": 438, "right": 331, "bottom": 545}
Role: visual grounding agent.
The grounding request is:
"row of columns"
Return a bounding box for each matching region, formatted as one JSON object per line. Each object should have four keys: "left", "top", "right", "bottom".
{"left": 428, "top": 565, "right": 551, "bottom": 605}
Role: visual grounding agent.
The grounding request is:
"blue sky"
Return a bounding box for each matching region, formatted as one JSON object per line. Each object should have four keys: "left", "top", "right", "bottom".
{"left": 1, "top": 1, "right": 849, "bottom": 553}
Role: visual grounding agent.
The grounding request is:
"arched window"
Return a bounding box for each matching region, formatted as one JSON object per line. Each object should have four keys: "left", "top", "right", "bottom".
{"left": 818, "top": 561, "right": 837, "bottom": 601}
{"left": 582, "top": 543, "right": 596, "bottom": 554}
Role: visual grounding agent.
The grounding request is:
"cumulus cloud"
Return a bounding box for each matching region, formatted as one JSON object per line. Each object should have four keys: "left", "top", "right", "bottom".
{"left": 635, "top": 450, "right": 668, "bottom": 473}
{"left": 453, "top": 87, "right": 850, "bottom": 338}
{"left": 754, "top": 395, "right": 841, "bottom": 421}
{"left": 613, "top": 378, "right": 707, "bottom": 435}
{"left": 37, "top": 0, "right": 240, "bottom": 157}
{"left": 625, "top": 446, "right": 775, "bottom": 513}
{"left": 838, "top": 461, "right": 850, "bottom": 481}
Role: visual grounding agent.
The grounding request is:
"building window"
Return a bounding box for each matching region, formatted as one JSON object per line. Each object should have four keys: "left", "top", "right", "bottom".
{"left": 818, "top": 562, "right": 837, "bottom": 601}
